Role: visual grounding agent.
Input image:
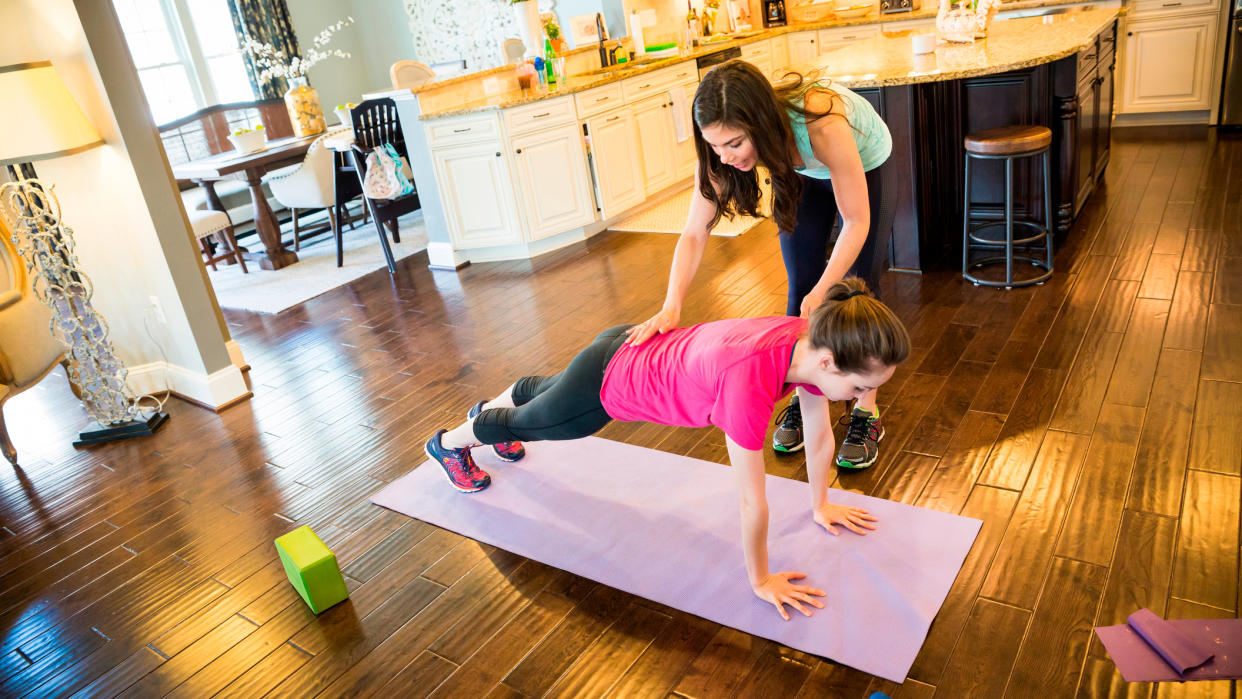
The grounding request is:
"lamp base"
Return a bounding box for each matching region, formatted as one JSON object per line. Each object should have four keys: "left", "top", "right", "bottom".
{"left": 73, "top": 411, "right": 170, "bottom": 447}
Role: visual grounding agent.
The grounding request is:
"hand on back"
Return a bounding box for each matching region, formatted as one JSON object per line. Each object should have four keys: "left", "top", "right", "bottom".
{"left": 626, "top": 305, "right": 681, "bottom": 345}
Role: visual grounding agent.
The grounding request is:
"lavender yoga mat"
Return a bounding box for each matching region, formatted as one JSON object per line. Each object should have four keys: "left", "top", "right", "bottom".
{"left": 370, "top": 437, "right": 982, "bottom": 682}
{"left": 1095, "top": 609, "right": 1242, "bottom": 682}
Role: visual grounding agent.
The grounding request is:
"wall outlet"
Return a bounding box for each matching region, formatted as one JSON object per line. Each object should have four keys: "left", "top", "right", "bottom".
{"left": 148, "top": 295, "right": 166, "bottom": 324}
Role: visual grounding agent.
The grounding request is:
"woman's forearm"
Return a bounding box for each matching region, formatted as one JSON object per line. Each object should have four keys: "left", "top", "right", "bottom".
{"left": 662, "top": 231, "right": 709, "bottom": 310}
{"left": 817, "top": 217, "right": 869, "bottom": 292}
{"left": 739, "top": 500, "right": 771, "bottom": 587}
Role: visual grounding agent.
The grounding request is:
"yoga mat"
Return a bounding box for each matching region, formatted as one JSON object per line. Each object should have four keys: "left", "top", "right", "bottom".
{"left": 371, "top": 437, "right": 982, "bottom": 682}
{"left": 1095, "top": 609, "right": 1242, "bottom": 682}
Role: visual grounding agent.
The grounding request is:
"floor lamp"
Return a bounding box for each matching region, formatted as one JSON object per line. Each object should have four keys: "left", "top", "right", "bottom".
{"left": 0, "top": 61, "right": 168, "bottom": 446}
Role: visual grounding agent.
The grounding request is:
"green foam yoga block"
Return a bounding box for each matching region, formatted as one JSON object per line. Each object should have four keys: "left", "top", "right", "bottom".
{"left": 274, "top": 525, "right": 349, "bottom": 614}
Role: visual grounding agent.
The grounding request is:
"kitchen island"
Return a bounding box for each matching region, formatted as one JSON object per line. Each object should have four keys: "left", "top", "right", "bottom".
{"left": 392, "top": 3, "right": 1119, "bottom": 270}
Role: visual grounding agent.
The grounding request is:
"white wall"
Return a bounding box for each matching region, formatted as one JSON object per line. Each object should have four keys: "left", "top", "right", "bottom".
{"left": 1, "top": 0, "right": 248, "bottom": 409}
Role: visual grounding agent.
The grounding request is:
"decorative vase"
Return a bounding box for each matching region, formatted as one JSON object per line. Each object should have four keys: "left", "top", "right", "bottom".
{"left": 513, "top": 0, "right": 542, "bottom": 59}
{"left": 936, "top": 0, "right": 999, "bottom": 43}
{"left": 284, "top": 79, "right": 326, "bottom": 137}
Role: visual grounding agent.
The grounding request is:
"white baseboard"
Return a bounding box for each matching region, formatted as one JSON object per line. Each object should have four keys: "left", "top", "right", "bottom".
{"left": 427, "top": 241, "right": 469, "bottom": 269}
{"left": 125, "top": 360, "right": 250, "bottom": 410}
{"left": 1114, "top": 110, "right": 1211, "bottom": 127}
{"left": 460, "top": 227, "right": 589, "bottom": 264}
{"left": 225, "top": 339, "right": 247, "bottom": 369}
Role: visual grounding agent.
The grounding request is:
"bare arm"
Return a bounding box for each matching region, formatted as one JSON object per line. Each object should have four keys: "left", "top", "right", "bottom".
{"left": 626, "top": 171, "right": 719, "bottom": 345}
{"left": 799, "top": 388, "right": 879, "bottom": 536}
{"left": 725, "top": 435, "right": 826, "bottom": 620}
{"left": 799, "top": 91, "right": 872, "bottom": 316}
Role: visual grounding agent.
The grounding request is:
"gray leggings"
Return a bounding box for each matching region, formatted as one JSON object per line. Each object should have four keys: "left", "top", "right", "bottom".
{"left": 471, "top": 325, "right": 633, "bottom": 444}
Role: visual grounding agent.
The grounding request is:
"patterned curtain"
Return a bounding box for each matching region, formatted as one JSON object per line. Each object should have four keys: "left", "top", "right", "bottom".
{"left": 227, "top": 0, "right": 302, "bottom": 99}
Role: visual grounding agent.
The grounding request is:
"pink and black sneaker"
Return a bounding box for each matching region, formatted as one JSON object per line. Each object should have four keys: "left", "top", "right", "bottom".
{"left": 468, "top": 400, "right": 526, "bottom": 462}
{"left": 425, "top": 429, "right": 491, "bottom": 493}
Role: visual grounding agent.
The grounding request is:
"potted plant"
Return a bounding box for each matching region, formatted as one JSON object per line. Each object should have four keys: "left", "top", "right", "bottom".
{"left": 242, "top": 17, "right": 354, "bottom": 137}
{"left": 543, "top": 15, "right": 567, "bottom": 53}
{"left": 228, "top": 124, "right": 266, "bottom": 154}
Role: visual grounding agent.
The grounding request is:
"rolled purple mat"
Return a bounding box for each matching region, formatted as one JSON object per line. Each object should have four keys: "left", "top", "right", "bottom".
{"left": 1126, "top": 608, "right": 1214, "bottom": 676}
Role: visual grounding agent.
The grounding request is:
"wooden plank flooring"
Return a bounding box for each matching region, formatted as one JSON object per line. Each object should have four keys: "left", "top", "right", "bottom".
{"left": 2, "top": 126, "right": 1240, "bottom": 697}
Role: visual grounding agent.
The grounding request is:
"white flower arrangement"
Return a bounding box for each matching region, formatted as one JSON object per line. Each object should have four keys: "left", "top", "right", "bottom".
{"left": 242, "top": 17, "right": 355, "bottom": 83}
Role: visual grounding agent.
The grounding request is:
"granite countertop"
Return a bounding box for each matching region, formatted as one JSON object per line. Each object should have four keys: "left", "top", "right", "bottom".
{"left": 418, "top": 0, "right": 1119, "bottom": 120}
{"left": 817, "top": 6, "right": 1119, "bottom": 88}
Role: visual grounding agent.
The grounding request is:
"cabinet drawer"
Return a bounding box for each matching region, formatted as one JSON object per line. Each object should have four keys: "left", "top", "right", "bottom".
{"left": 575, "top": 82, "right": 624, "bottom": 120}
{"left": 425, "top": 113, "right": 502, "bottom": 147}
{"left": 622, "top": 62, "right": 695, "bottom": 102}
{"left": 1077, "top": 37, "right": 1099, "bottom": 83}
{"left": 741, "top": 38, "right": 772, "bottom": 61}
{"left": 503, "top": 96, "right": 576, "bottom": 136}
{"left": 1129, "top": 0, "right": 1216, "bottom": 16}
{"left": 818, "top": 24, "right": 881, "bottom": 43}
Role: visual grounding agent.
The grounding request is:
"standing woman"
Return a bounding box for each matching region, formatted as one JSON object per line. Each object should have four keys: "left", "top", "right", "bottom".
{"left": 627, "top": 59, "right": 893, "bottom": 469}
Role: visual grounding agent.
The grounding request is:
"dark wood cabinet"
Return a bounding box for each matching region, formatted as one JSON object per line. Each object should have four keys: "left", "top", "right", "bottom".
{"left": 875, "top": 19, "right": 1118, "bottom": 270}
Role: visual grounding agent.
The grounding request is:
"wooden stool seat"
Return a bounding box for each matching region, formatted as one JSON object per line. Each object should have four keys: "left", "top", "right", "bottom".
{"left": 964, "top": 125, "right": 1052, "bottom": 156}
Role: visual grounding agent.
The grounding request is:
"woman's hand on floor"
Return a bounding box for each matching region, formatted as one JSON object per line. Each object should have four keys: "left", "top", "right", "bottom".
{"left": 814, "top": 502, "right": 878, "bottom": 536}
{"left": 752, "top": 572, "right": 826, "bottom": 621}
{"left": 626, "top": 305, "right": 681, "bottom": 345}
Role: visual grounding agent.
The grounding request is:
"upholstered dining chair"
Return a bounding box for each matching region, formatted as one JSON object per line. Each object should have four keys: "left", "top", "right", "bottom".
{"left": 0, "top": 217, "right": 72, "bottom": 467}
{"left": 188, "top": 209, "right": 248, "bottom": 273}
{"left": 349, "top": 98, "right": 421, "bottom": 275}
{"left": 389, "top": 60, "right": 435, "bottom": 90}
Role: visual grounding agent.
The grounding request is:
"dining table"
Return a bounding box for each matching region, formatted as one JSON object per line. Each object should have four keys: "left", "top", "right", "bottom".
{"left": 172, "top": 134, "right": 317, "bottom": 270}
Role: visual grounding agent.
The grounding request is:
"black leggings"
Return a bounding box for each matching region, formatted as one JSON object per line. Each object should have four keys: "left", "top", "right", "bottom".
{"left": 471, "top": 325, "right": 633, "bottom": 445}
{"left": 778, "top": 167, "right": 887, "bottom": 316}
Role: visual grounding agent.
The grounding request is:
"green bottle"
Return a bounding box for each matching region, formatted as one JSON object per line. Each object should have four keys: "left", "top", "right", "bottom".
{"left": 544, "top": 37, "right": 557, "bottom": 88}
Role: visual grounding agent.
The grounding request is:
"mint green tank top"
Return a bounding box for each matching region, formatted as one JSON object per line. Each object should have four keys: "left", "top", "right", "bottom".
{"left": 788, "top": 83, "right": 892, "bottom": 179}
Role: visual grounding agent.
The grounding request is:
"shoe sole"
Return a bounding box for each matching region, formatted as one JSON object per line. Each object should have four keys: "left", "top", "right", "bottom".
{"left": 773, "top": 441, "right": 804, "bottom": 453}
{"left": 424, "top": 443, "right": 489, "bottom": 493}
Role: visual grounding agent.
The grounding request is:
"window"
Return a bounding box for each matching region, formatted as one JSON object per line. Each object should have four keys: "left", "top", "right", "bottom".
{"left": 114, "top": 0, "right": 256, "bottom": 125}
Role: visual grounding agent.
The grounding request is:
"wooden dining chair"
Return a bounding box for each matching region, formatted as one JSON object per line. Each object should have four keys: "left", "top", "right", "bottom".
{"left": 348, "top": 98, "right": 421, "bottom": 275}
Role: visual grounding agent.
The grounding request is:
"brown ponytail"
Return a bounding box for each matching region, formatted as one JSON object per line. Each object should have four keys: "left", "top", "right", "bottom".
{"left": 807, "top": 278, "right": 910, "bottom": 373}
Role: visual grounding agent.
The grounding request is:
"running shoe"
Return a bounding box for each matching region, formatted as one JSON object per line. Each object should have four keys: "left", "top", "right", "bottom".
{"left": 772, "top": 395, "right": 804, "bottom": 453}
{"left": 837, "top": 407, "right": 884, "bottom": 470}
{"left": 425, "top": 429, "right": 490, "bottom": 492}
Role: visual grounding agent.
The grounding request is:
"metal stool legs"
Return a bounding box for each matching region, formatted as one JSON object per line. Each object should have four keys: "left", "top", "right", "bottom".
{"left": 962, "top": 147, "right": 1054, "bottom": 288}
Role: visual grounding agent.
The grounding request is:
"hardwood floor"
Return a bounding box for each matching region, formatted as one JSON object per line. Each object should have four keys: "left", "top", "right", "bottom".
{"left": 2, "top": 126, "right": 1239, "bottom": 698}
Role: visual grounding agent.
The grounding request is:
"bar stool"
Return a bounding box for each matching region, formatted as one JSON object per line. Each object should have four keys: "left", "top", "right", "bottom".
{"left": 962, "top": 125, "right": 1054, "bottom": 288}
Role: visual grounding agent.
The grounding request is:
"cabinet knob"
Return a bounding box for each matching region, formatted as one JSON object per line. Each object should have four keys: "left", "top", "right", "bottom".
{"left": 1127, "top": 31, "right": 1132, "bottom": 36}
{"left": 495, "top": 152, "right": 501, "bottom": 157}
{"left": 516, "top": 148, "right": 522, "bottom": 154}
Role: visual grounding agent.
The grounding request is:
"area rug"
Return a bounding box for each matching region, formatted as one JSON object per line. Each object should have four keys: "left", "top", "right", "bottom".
{"left": 609, "top": 186, "right": 767, "bottom": 237}
{"left": 206, "top": 210, "right": 428, "bottom": 314}
{"left": 370, "top": 436, "right": 981, "bottom": 683}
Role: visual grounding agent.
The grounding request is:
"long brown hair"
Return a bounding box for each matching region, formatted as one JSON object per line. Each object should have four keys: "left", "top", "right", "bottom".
{"left": 692, "top": 59, "right": 845, "bottom": 233}
{"left": 806, "top": 278, "right": 909, "bottom": 373}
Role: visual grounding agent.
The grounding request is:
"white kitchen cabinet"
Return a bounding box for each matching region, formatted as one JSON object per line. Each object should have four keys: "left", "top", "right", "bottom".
{"left": 771, "top": 35, "right": 790, "bottom": 73}
{"left": 675, "top": 80, "right": 699, "bottom": 177}
{"left": 787, "top": 31, "right": 819, "bottom": 66}
{"left": 1118, "top": 12, "right": 1218, "bottom": 113}
{"left": 741, "top": 38, "right": 775, "bottom": 79}
{"left": 509, "top": 123, "right": 596, "bottom": 241}
{"left": 633, "top": 93, "right": 678, "bottom": 193}
{"left": 432, "top": 140, "right": 522, "bottom": 249}
{"left": 585, "top": 108, "right": 646, "bottom": 218}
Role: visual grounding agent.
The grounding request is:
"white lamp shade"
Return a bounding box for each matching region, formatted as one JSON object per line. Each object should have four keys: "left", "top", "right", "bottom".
{"left": 0, "top": 61, "right": 103, "bottom": 166}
